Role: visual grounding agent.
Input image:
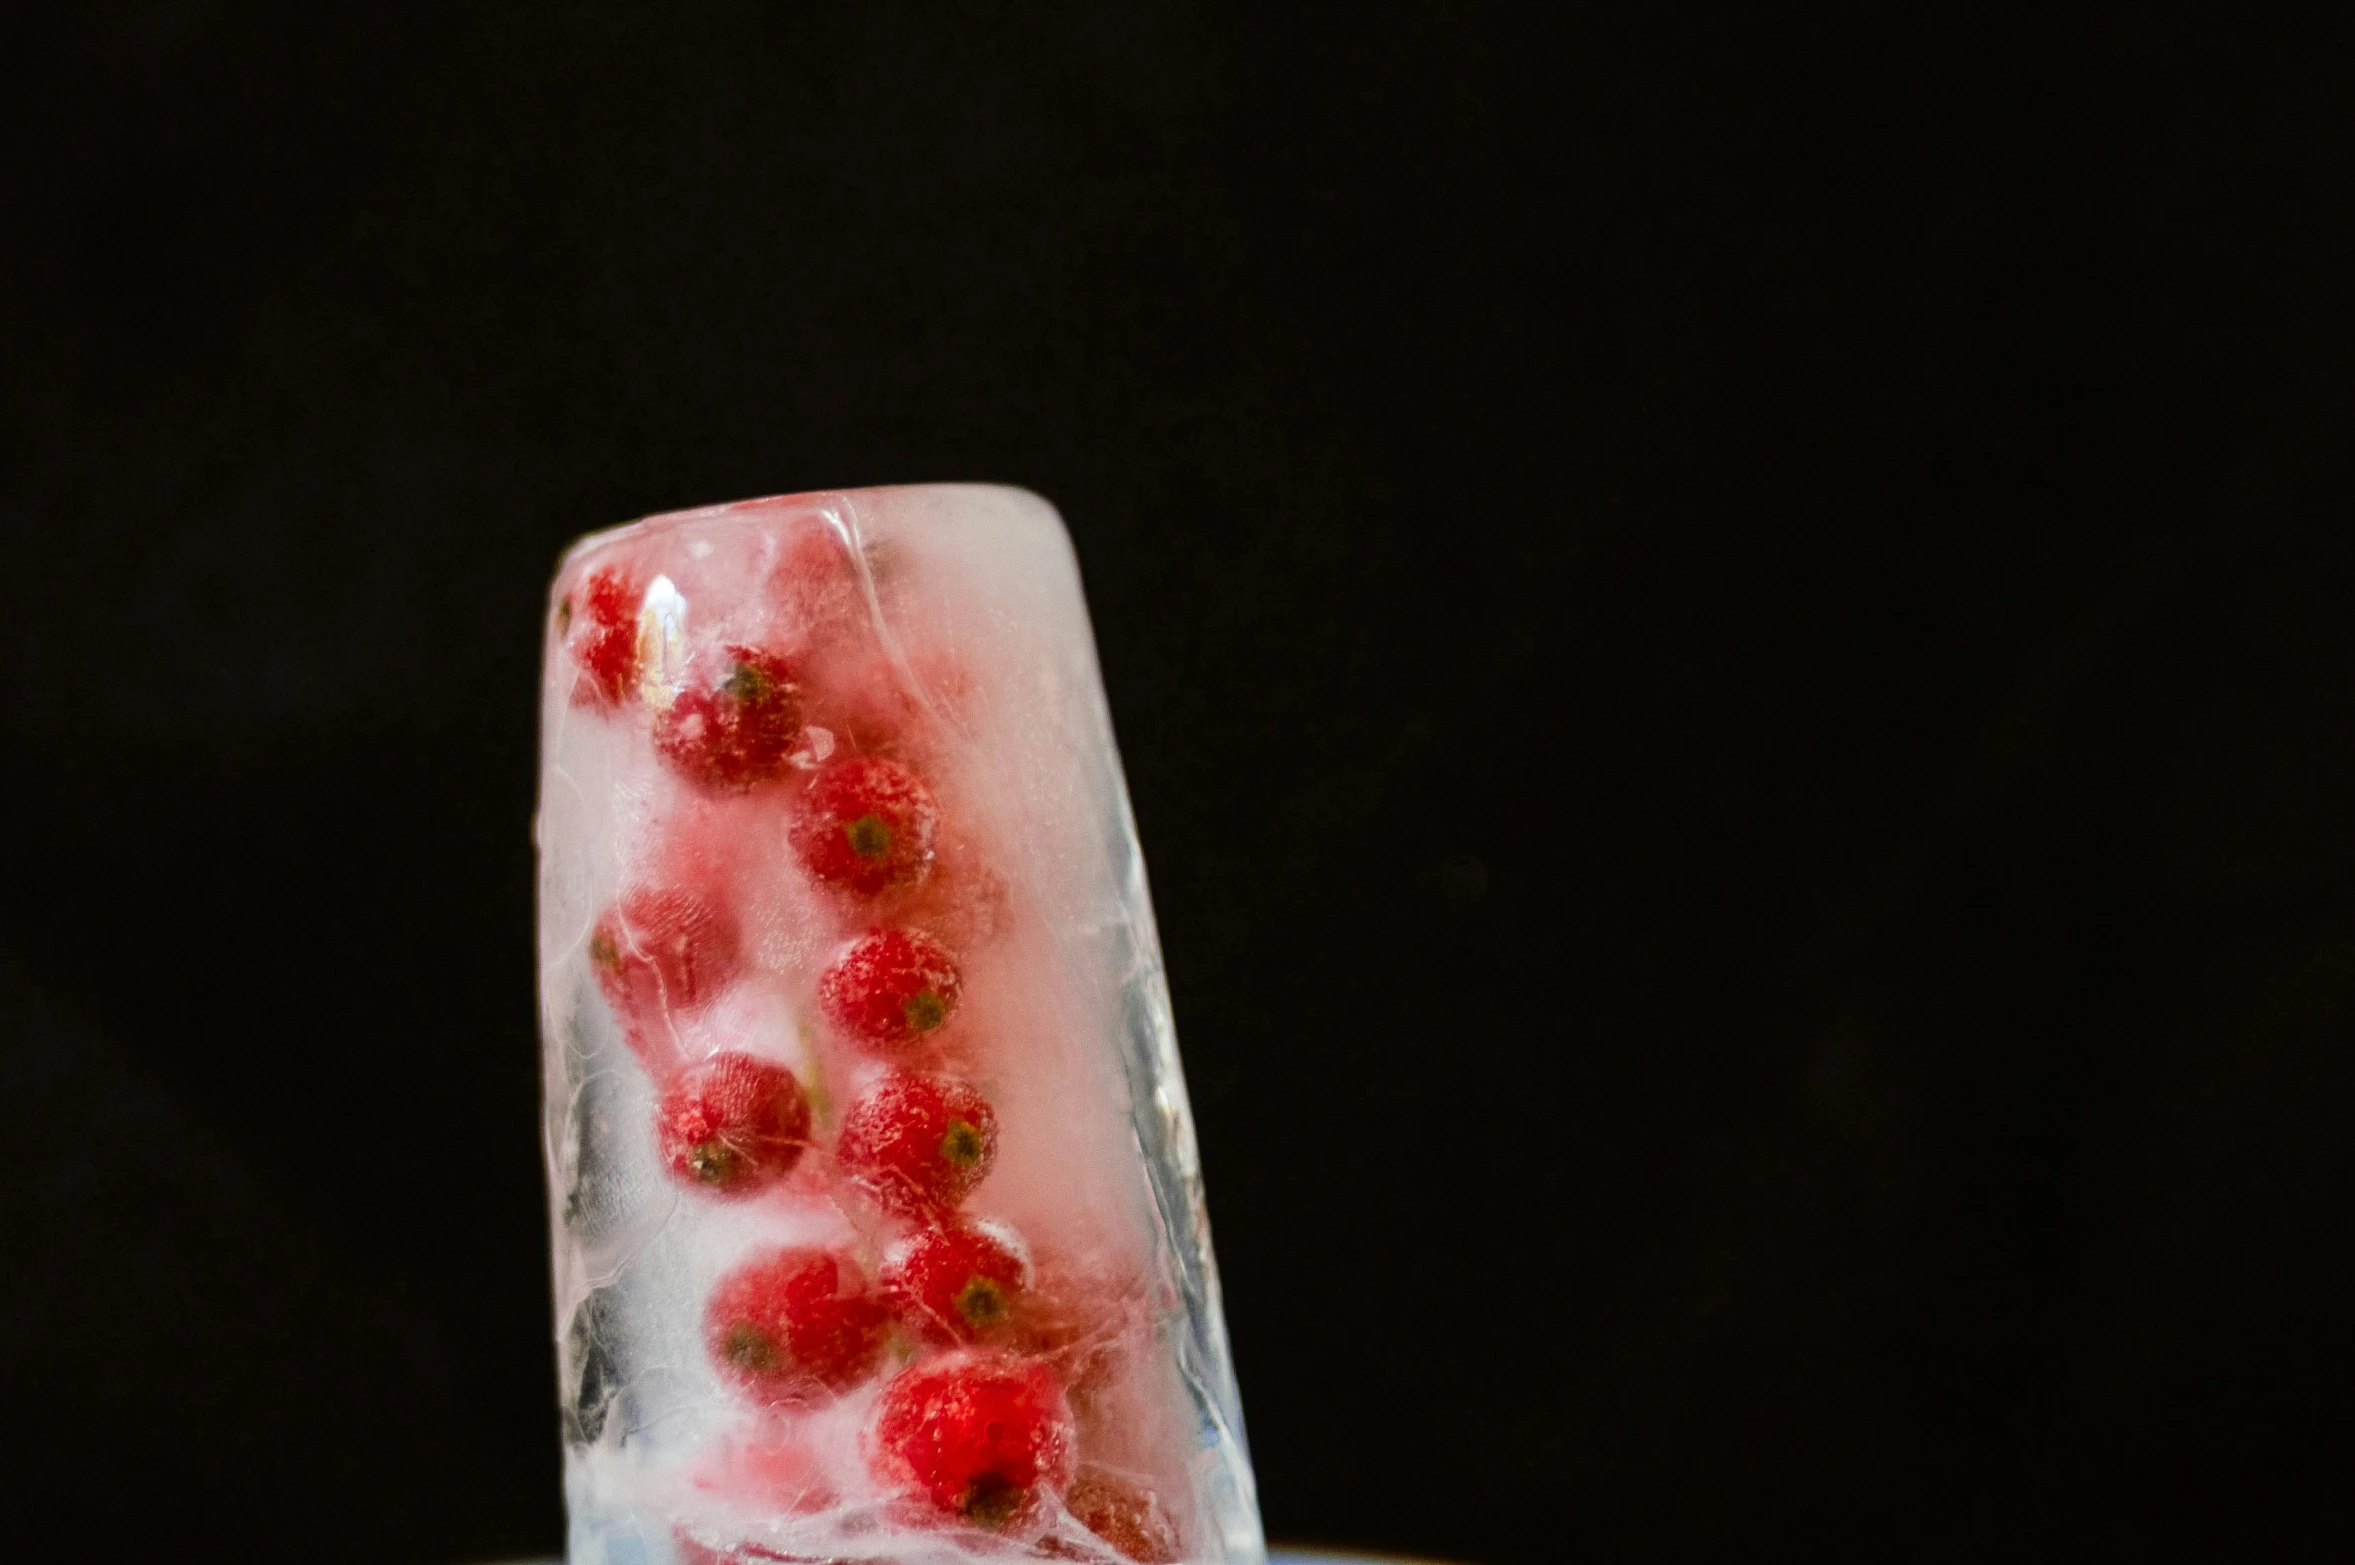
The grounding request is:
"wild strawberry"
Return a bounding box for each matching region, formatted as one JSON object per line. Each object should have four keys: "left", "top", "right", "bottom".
{"left": 589, "top": 886, "right": 743, "bottom": 1053}
{"left": 868, "top": 1353, "right": 1074, "bottom": 1533}
{"left": 1062, "top": 1468, "right": 1182, "bottom": 1564}
{"left": 704, "top": 1247, "right": 890, "bottom": 1406}
{"left": 655, "top": 1052, "right": 811, "bottom": 1196}
{"left": 818, "top": 927, "right": 962, "bottom": 1051}
{"left": 835, "top": 1071, "right": 998, "bottom": 1218}
{"left": 880, "top": 1221, "right": 1031, "bottom": 1345}
{"left": 560, "top": 565, "right": 641, "bottom": 708}
{"left": 789, "top": 757, "right": 938, "bottom": 895}
{"left": 654, "top": 645, "right": 805, "bottom": 790}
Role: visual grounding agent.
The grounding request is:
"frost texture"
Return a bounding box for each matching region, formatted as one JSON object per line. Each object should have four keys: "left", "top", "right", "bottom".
{"left": 536, "top": 486, "right": 1263, "bottom": 1565}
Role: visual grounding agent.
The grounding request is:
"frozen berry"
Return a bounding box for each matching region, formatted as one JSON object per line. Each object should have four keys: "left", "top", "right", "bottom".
{"left": 655, "top": 1053, "right": 811, "bottom": 1196}
{"left": 819, "top": 927, "right": 962, "bottom": 1051}
{"left": 868, "top": 1353, "right": 1074, "bottom": 1532}
{"left": 654, "top": 645, "right": 805, "bottom": 790}
{"left": 790, "top": 757, "right": 938, "bottom": 895}
{"left": 705, "top": 1247, "right": 890, "bottom": 1406}
{"left": 881, "top": 1221, "right": 1031, "bottom": 1345}
{"left": 589, "top": 886, "right": 743, "bottom": 1049}
{"left": 1063, "top": 1468, "right": 1182, "bottom": 1564}
{"left": 836, "top": 1071, "right": 998, "bottom": 1217}
{"left": 561, "top": 565, "right": 641, "bottom": 708}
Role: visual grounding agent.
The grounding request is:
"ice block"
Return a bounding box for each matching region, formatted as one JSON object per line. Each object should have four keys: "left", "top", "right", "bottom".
{"left": 536, "top": 486, "right": 1262, "bottom": 1565}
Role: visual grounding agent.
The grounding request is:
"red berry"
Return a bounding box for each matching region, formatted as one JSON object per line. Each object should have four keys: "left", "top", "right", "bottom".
{"left": 819, "top": 927, "right": 962, "bottom": 1051}
{"left": 589, "top": 886, "right": 743, "bottom": 1050}
{"left": 868, "top": 1353, "right": 1074, "bottom": 1532}
{"left": 562, "top": 565, "right": 640, "bottom": 708}
{"left": 1064, "top": 1468, "right": 1183, "bottom": 1564}
{"left": 790, "top": 757, "right": 938, "bottom": 895}
{"left": 836, "top": 1071, "right": 998, "bottom": 1217}
{"left": 880, "top": 1221, "right": 1031, "bottom": 1345}
{"left": 655, "top": 1052, "right": 811, "bottom": 1196}
{"left": 654, "top": 645, "right": 805, "bottom": 789}
{"left": 704, "top": 1247, "right": 890, "bottom": 1406}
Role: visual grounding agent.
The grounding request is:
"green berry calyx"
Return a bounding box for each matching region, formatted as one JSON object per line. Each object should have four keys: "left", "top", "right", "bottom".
{"left": 941, "top": 1119, "right": 986, "bottom": 1170}
{"left": 686, "top": 1140, "right": 744, "bottom": 1186}
{"left": 845, "top": 814, "right": 894, "bottom": 860}
{"left": 722, "top": 658, "right": 776, "bottom": 702}
{"left": 962, "top": 1472, "right": 1024, "bottom": 1528}
{"left": 723, "top": 1322, "right": 778, "bottom": 1371}
{"left": 956, "top": 1277, "right": 1008, "bottom": 1327}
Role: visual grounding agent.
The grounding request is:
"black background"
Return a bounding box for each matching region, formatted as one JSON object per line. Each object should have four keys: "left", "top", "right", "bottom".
{"left": 4, "top": 4, "right": 2353, "bottom": 1562}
